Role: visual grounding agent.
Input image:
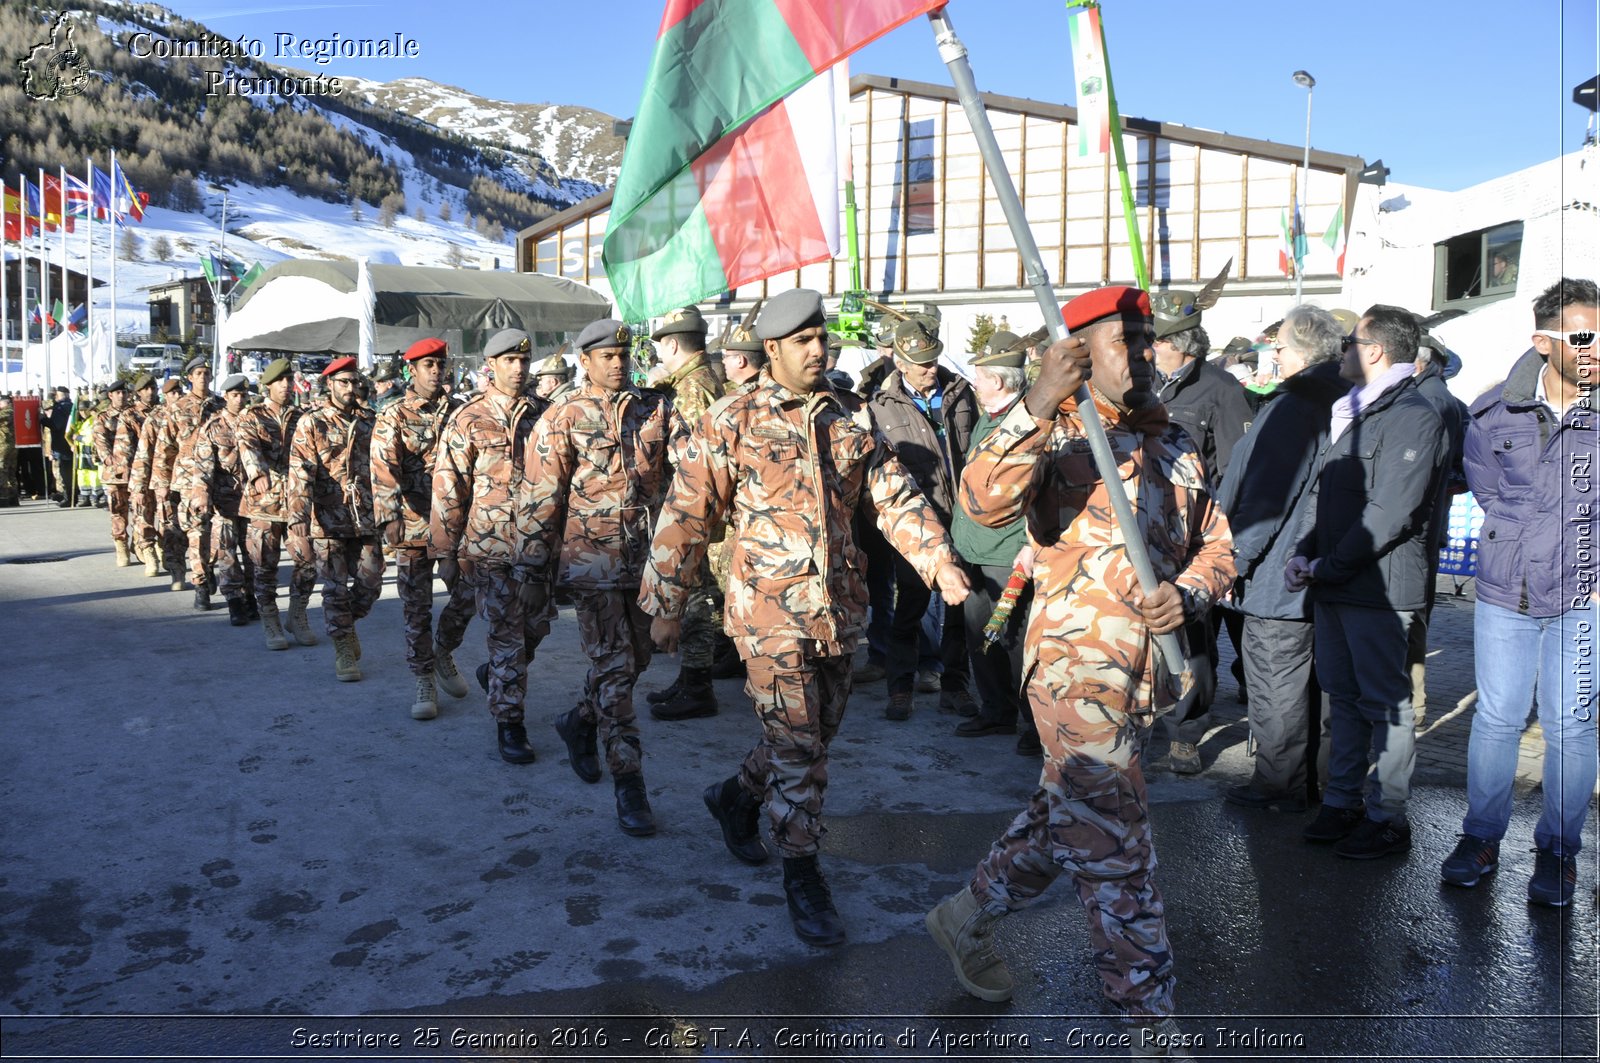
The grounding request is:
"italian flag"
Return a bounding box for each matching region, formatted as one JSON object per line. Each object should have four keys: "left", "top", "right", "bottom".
{"left": 1066, "top": 4, "right": 1110, "bottom": 158}
{"left": 1321, "top": 203, "right": 1347, "bottom": 277}
{"left": 1278, "top": 207, "right": 1304, "bottom": 278}
{"left": 602, "top": 0, "right": 943, "bottom": 322}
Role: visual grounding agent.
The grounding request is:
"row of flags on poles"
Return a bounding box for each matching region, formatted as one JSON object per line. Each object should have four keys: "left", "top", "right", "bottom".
{"left": 3, "top": 158, "right": 147, "bottom": 239}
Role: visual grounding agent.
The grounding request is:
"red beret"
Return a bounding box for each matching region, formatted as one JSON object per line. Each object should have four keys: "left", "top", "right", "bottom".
{"left": 322, "top": 356, "right": 358, "bottom": 377}
{"left": 1062, "top": 286, "right": 1151, "bottom": 333}
{"left": 404, "top": 338, "right": 447, "bottom": 361}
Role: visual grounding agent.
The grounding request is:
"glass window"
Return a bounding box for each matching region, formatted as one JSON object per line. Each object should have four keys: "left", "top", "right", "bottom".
{"left": 1435, "top": 221, "right": 1522, "bottom": 308}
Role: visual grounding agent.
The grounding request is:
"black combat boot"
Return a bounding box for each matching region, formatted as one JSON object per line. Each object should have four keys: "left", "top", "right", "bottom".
{"left": 193, "top": 583, "right": 212, "bottom": 611}
{"left": 614, "top": 773, "right": 657, "bottom": 837}
{"left": 650, "top": 667, "right": 717, "bottom": 720}
{"left": 782, "top": 854, "right": 846, "bottom": 947}
{"left": 496, "top": 721, "right": 537, "bottom": 765}
{"left": 645, "top": 667, "right": 684, "bottom": 706}
{"left": 709, "top": 636, "right": 746, "bottom": 679}
{"left": 475, "top": 662, "right": 491, "bottom": 694}
{"left": 226, "top": 597, "right": 249, "bottom": 626}
{"left": 703, "top": 776, "right": 768, "bottom": 864}
{"left": 554, "top": 706, "right": 601, "bottom": 783}
{"left": 245, "top": 596, "right": 261, "bottom": 621}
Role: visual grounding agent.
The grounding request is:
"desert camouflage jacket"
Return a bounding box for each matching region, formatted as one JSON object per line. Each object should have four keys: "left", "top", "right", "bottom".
{"left": 639, "top": 371, "right": 957, "bottom": 648}
{"left": 960, "top": 393, "right": 1235, "bottom": 713}
{"left": 236, "top": 402, "right": 303, "bottom": 523}
{"left": 659, "top": 354, "right": 722, "bottom": 463}
{"left": 156, "top": 391, "right": 224, "bottom": 495}
{"left": 430, "top": 390, "right": 547, "bottom": 564}
{"left": 181, "top": 408, "right": 245, "bottom": 518}
{"left": 105, "top": 402, "right": 146, "bottom": 486}
{"left": 92, "top": 406, "right": 121, "bottom": 469}
{"left": 287, "top": 402, "right": 377, "bottom": 538}
{"left": 129, "top": 403, "right": 169, "bottom": 495}
{"left": 514, "top": 381, "right": 672, "bottom": 590}
{"left": 371, "top": 391, "right": 462, "bottom": 549}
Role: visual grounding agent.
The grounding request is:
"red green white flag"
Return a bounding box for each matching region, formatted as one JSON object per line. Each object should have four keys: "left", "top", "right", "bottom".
{"left": 1278, "top": 207, "right": 1296, "bottom": 278}
{"left": 602, "top": 0, "right": 943, "bottom": 322}
{"left": 1321, "top": 203, "right": 1347, "bottom": 276}
{"left": 1066, "top": 4, "right": 1110, "bottom": 158}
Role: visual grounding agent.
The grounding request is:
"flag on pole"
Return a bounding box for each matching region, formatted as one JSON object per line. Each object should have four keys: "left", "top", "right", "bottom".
{"left": 65, "top": 302, "right": 87, "bottom": 335}
{"left": 601, "top": 0, "right": 942, "bottom": 322}
{"left": 62, "top": 172, "right": 92, "bottom": 217}
{"left": 111, "top": 158, "right": 145, "bottom": 222}
{"left": 1066, "top": 4, "right": 1111, "bottom": 157}
{"left": 232, "top": 260, "right": 266, "bottom": 299}
{"left": 45, "top": 301, "right": 60, "bottom": 333}
{"left": 201, "top": 254, "right": 246, "bottom": 286}
{"left": 40, "top": 176, "right": 74, "bottom": 232}
{"left": 3, "top": 186, "right": 39, "bottom": 239}
{"left": 1277, "top": 207, "right": 1308, "bottom": 278}
{"left": 1321, "top": 203, "right": 1346, "bottom": 277}
{"left": 91, "top": 165, "right": 116, "bottom": 219}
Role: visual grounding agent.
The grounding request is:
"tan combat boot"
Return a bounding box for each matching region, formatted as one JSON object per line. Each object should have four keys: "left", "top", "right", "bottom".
{"left": 433, "top": 644, "right": 469, "bottom": 699}
{"left": 925, "top": 888, "right": 1015, "bottom": 1002}
{"left": 349, "top": 627, "right": 362, "bottom": 661}
{"left": 113, "top": 541, "right": 131, "bottom": 567}
{"left": 411, "top": 672, "right": 438, "bottom": 720}
{"left": 332, "top": 634, "right": 361, "bottom": 682}
{"left": 287, "top": 594, "right": 318, "bottom": 646}
{"left": 142, "top": 544, "right": 160, "bottom": 578}
{"left": 260, "top": 602, "right": 290, "bottom": 651}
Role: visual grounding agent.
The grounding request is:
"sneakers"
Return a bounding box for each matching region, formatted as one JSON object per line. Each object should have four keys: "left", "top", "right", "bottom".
{"left": 1334, "top": 817, "right": 1412, "bottom": 860}
{"left": 1225, "top": 784, "right": 1308, "bottom": 813}
{"left": 411, "top": 673, "right": 438, "bottom": 720}
{"left": 1440, "top": 834, "right": 1500, "bottom": 888}
{"left": 1302, "top": 804, "right": 1366, "bottom": 843}
{"left": 915, "top": 669, "right": 942, "bottom": 694}
{"left": 885, "top": 691, "right": 914, "bottom": 721}
{"left": 434, "top": 645, "right": 469, "bottom": 699}
{"left": 1528, "top": 848, "right": 1577, "bottom": 908}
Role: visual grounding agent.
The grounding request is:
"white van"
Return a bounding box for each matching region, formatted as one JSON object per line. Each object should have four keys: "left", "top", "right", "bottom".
{"left": 129, "top": 343, "right": 187, "bottom": 376}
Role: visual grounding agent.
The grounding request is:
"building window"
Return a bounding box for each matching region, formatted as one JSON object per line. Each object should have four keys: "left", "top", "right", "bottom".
{"left": 1434, "top": 221, "right": 1522, "bottom": 309}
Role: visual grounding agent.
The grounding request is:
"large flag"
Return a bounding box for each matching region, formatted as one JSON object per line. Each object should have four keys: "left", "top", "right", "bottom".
{"left": 1321, "top": 203, "right": 1347, "bottom": 277}
{"left": 1066, "top": 4, "right": 1111, "bottom": 157}
{"left": 602, "top": 0, "right": 942, "bottom": 322}
{"left": 40, "top": 176, "right": 74, "bottom": 231}
{"left": 62, "top": 172, "right": 93, "bottom": 217}
{"left": 3, "top": 185, "right": 40, "bottom": 239}
{"left": 111, "top": 158, "right": 145, "bottom": 222}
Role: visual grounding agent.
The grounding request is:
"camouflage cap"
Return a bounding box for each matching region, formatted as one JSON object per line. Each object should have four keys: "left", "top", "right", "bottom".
{"left": 970, "top": 330, "right": 1025, "bottom": 369}
{"left": 650, "top": 306, "right": 707, "bottom": 341}
{"left": 1150, "top": 289, "right": 1204, "bottom": 339}
{"left": 484, "top": 329, "right": 533, "bottom": 358}
{"left": 892, "top": 317, "right": 943, "bottom": 364}
{"left": 258, "top": 358, "right": 293, "bottom": 386}
{"left": 575, "top": 319, "right": 631, "bottom": 352}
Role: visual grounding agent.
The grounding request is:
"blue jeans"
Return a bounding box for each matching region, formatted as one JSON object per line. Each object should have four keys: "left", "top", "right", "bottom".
{"left": 1463, "top": 600, "right": 1598, "bottom": 857}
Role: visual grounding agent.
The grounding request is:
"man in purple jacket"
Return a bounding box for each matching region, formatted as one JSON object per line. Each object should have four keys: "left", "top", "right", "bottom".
{"left": 1441, "top": 277, "right": 1598, "bottom": 907}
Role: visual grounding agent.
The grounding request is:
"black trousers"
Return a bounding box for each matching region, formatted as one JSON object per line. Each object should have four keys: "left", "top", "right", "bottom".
{"left": 962, "top": 562, "right": 1035, "bottom": 729}
{"left": 886, "top": 551, "right": 969, "bottom": 695}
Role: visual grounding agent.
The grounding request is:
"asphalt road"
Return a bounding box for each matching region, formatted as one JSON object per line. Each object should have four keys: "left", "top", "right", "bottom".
{"left": 0, "top": 499, "right": 1594, "bottom": 1061}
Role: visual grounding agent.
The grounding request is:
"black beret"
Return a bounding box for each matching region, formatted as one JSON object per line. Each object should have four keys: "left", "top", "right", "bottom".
{"left": 106, "top": 379, "right": 127, "bottom": 394}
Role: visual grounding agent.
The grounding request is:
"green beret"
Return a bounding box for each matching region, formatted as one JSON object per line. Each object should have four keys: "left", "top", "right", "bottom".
{"left": 130, "top": 372, "right": 155, "bottom": 391}
{"left": 259, "top": 358, "right": 293, "bottom": 386}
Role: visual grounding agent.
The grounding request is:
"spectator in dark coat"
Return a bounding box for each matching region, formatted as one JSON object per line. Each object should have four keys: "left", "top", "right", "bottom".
{"left": 46, "top": 386, "right": 74, "bottom": 507}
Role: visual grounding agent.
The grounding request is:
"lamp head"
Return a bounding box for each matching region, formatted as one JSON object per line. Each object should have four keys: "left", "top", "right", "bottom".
{"left": 1293, "top": 70, "right": 1316, "bottom": 89}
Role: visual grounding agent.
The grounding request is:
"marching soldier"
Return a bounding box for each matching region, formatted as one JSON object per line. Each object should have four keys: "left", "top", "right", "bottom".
{"left": 288, "top": 358, "right": 383, "bottom": 682}
{"left": 157, "top": 357, "right": 225, "bottom": 606}
{"left": 237, "top": 359, "right": 319, "bottom": 651}
{"left": 640, "top": 289, "right": 970, "bottom": 947}
{"left": 430, "top": 329, "right": 552, "bottom": 764}
{"left": 129, "top": 377, "right": 181, "bottom": 579}
{"left": 183, "top": 374, "right": 256, "bottom": 624}
{"left": 372, "top": 337, "right": 474, "bottom": 721}
{"left": 516, "top": 319, "right": 672, "bottom": 836}
{"left": 645, "top": 307, "right": 724, "bottom": 722}
{"left": 94, "top": 380, "right": 132, "bottom": 566}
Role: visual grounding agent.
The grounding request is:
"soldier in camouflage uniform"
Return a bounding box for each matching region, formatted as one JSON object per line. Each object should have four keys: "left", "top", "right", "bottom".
{"left": 94, "top": 380, "right": 132, "bottom": 566}
{"left": 372, "top": 338, "right": 474, "bottom": 721}
{"left": 924, "top": 287, "right": 1233, "bottom": 1053}
{"left": 129, "top": 377, "right": 180, "bottom": 579}
{"left": 288, "top": 357, "right": 383, "bottom": 682}
{"left": 157, "top": 358, "right": 225, "bottom": 604}
{"left": 238, "top": 359, "right": 320, "bottom": 650}
{"left": 640, "top": 289, "right": 971, "bottom": 947}
{"left": 643, "top": 307, "right": 724, "bottom": 722}
{"left": 516, "top": 318, "right": 672, "bottom": 837}
{"left": 430, "top": 329, "right": 552, "bottom": 765}
{"left": 182, "top": 374, "right": 256, "bottom": 624}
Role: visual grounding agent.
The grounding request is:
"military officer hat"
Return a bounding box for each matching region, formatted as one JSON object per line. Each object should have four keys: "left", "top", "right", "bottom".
{"left": 483, "top": 329, "right": 532, "bottom": 358}
{"left": 372, "top": 360, "right": 399, "bottom": 382}
{"left": 404, "top": 337, "right": 448, "bottom": 361}
{"left": 891, "top": 317, "right": 943, "bottom": 364}
{"left": 1151, "top": 289, "right": 1208, "bottom": 340}
{"left": 220, "top": 373, "right": 249, "bottom": 392}
{"left": 1221, "top": 336, "right": 1255, "bottom": 360}
{"left": 755, "top": 289, "right": 826, "bottom": 341}
{"left": 181, "top": 355, "right": 209, "bottom": 374}
{"left": 971, "top": 329, "right": 1026, "bottom": 369}
{"left": 106, "top": 379, "right": 127, "bottom": 394}
{"left": 160, "top": 377, "right": 182, "bottom": 394}
{"left": 722, "top": 320, "right": 763, "bottom": 354}
{"left": 650, "top": 306, "right": 707, "bottom": 342}
{"left": 1329, "top": 308, "right": 1360, "bottom": 336}
{"left": 533, "top": 353, "right": 572, "bottom": 378}
{"left": 130, "top": 372, "right": 155, "bottom": 391}
{"left": 259, "top": 358, "right": 293, "bottom": 386}
{"left": 322, "top": 356, "right": 358, "bottom": 377}
{"left": 1064, "top": 285, "right": 1152, "bottom": 333}
{"left": 575, "top": 319, "right": 631, "bottom": 353}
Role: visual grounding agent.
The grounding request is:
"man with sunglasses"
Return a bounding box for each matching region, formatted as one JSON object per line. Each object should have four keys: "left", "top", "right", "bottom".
{"left": 1441, "top": 277, "right": 1598, "bottom": 906}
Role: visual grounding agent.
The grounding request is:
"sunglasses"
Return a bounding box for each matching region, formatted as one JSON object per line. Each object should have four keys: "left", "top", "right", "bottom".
{"left": 1535, "top": 329, "right": 1597, "bottom": 349}
{"left": 1344, "top": 335, "right": 1380, "bottom": 348}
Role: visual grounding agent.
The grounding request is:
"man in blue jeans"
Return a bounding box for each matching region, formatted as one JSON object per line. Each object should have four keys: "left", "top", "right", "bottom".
{"left": 1441, "top": 277, "right": 1598, "bottom": 907}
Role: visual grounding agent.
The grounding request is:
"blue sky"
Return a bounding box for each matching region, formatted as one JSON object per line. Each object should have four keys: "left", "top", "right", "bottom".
{"left": 192, "top": 0, "right": 1599, "bottom": 191}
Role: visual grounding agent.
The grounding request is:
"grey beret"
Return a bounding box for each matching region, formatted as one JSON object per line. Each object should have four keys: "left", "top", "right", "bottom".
{"left": 483, "top": 329, "right": 532, "bottom": 358}
{"left": 576, "top": 318, "right": 632, "bottom": 352}
{"left": 183, "top": 355, "right": 210, "bottom": 373}
{"left": 258, "top": 358, "right": 293, "bottom": 386}
{"left": 220, "top": 373, "right": 249, "bottom": 392}
{"left": 754, "top": 289, "right": 826, "bottom": 341}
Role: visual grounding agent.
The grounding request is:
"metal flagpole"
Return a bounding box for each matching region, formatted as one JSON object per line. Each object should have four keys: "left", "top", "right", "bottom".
{"left": 2, "top": 178, "right": 10, "bottom": 393}
{"left": 38, "top": 168, "right": 51, "bottom": 397}
{"left": 926, "top": 6, "right": 1184, "bottom": 670}
{"left": 58, "top": 165, "right": 70, "bottom": 388}
{"left": 109, "top": 149, "right": 119, "bottom": 379}
{"left": 84, "top": 157, "right": 95, "bottom": 383}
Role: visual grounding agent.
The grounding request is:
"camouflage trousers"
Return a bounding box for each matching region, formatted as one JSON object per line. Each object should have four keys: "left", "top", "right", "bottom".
{"left": 572, "top": 589, "right": 652, "bottom": 779}
{"left": 178, "top": 497, "right": 214, "bottom": 587}
{"left": 313, "top": 536, "right": 384, "bottom": 639}
{"left": 158, "top": 491, "right": 185, "bottom": 571}
{"left": 680, "top": 555, "right": 723, "bottom": 670}
{"left": 394, "top": 546, "right": 475, "bottom": 677}
{"left": 474, "top": 564, "right": 554, "bottom": 723}
{"left": 245, "top": 520, "right": 318, "bottom": 610}
{"left": 105, "top": 484, "right": 130, "bottom": 544}
{"left": 131, "top": 490, "right": 181, "bottom": 568}
{"left": 734, "top": 636, "right": 854, "bottom": 858}
{"left": 210, "top": 513, "right": 255, "bottom": 600}
{"left": 969, "top": 679, "right": 1174, "bottom": 1020}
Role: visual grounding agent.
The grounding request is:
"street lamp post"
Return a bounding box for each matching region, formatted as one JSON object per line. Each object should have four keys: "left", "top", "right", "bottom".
{"left": 207, "top": 183, "right": 229, "bottom": 379}
{"left": 1292, "top": 70, "right": 1315, "bottom": 305}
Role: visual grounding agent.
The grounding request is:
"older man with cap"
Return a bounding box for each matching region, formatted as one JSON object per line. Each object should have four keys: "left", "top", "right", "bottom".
{"left": 129, "top": 376, "right": 184, "bottom": 580}
{"left": 431, "top": 328, "right": 553, "bottom": 764}
{"left": 717, "top": 320, "right": 767, "bottom": 391}
{"left": 868, "top": 316, "right": 979, "bottom": 720}
{"left": 925, "top": 285, "right": 1233, "bottom": 1051}
{"left": 238, "top": 358, "right": 319, "bottom": 650}
{"left": 372, "top": 359, "right": 405, "bottom": 412}
{"left": 532, "top": 352, "right": 574, "bottom": 402}
{"left": 94, "top": 380, "right": 133, "bottom": 566}
{"left": 373, "top": 337, "right": 474, "bottom": 721}
{"left": 156, "top": 356, "right": 225, "bottom": 604}
{"left": 182, "top": 374, "right": 257, "bottom": 622}
{"left": 641, "top": 288, "right": 970, "bottom": 947}
{"left": 288, "top": 357, "right": 383, "bottom": 682}
{"left": 515, "top": 319, "right": 672, "bottom": 835}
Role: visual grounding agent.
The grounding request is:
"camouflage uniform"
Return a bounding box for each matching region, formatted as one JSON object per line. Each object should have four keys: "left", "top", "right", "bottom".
{"left": 660, "top": 353, "right": 725, "bottom": 669}
{"left": 238, "top": 400, "right": 318, "bottom": 610}
{"left": 640, "top": 372, "right": 959, "bottom": 856}
{"left": 430, "top": 389, "right": 550, "bottom": 723}
{"left": 288, "top": 402, "right": 382, "bottom": 638}
{"left": 182, "top": 408, "right": 255, "bottom": 601}
{"left": 516, "top": 381, "right": 672, "bottom": 777}
{"left": 93, "top": 401, "right": 129, "bottom": 547}
{"left": 157, "top": 390, "right": 225, "bottom": 586}
{"left": 958, "top": 392, "right": 1235, "bottom": 1019}
{"left": 129, "top": 403, "right": 169, "bottom": 559}
{"left": 372, "top": 390, "right": 474, "bottom": 677}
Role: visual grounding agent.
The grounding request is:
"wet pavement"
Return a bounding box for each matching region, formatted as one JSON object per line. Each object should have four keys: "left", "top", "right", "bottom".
{"left": 1, "top": 500, "right": 1595, "bottom": 1061}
